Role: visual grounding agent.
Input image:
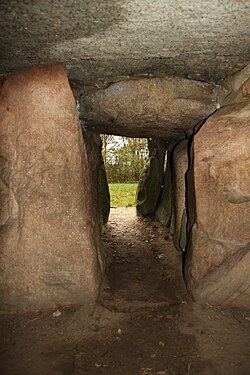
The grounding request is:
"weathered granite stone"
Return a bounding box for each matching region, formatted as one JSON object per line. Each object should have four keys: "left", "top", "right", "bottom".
{"left": 155, "top": 155, "right": 172, "bottom": 228}
{"left": 185, "top": 101, "right": 250, "bottom": 308}
{"left": 170, "top": 140, "right": 189, "bottom": 252}
{"left": 84, "top": 132, "right": 110, "bottom": 227}
{"left": 1, "top": 1, "right": 250, "bottom": 83}
{"left": 83, "top": 132, "right": 109, "bottom": 271}
{"left": 136, "top": 140, "right": 166, "bottom": 216}
{"left": 99, "top": 162, "right": 110, "bottom": 225}
{"left": 80, "top": 77, "right": 218, "bottom": 140}
{"left": 242, "top": 77, "right": 250, "bottom": 97}
{"left": 222, "top": 64, "right": 250, "bottom": 93}
{"left": 222, "top": 78, "right": 250, "bottom": 106}
{"left": 0, "top": 64, "right": 101, "bottom": 312}
{"left": 220, "top": 64, "right": 250, "bottom": 106}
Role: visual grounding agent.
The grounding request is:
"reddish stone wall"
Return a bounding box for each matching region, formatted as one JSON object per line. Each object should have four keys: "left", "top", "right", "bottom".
{"left": 0, "top": 64, "right": 101, "bottom": 312}
{"left": 185, "top": 101, "right": 250, "bottom": 308}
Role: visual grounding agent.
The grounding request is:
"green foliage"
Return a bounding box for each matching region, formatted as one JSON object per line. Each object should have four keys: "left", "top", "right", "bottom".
{"left": 109, "top": 183, "right": 137, "bottom": 207}
{"left": 101, "top": 135, "right": 148, "bottom": 183}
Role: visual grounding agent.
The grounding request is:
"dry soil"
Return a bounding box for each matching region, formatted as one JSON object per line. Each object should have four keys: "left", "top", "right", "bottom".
{"left": 0, "top": 208, "right": 249, "bottom": 375}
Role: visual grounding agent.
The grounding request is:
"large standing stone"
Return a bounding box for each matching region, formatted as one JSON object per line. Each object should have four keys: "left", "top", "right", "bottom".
{"left": 170, "top": 140, "right": 189, "bottom": 251}
{"left": 80, "top": 77, "right": 218, "bottom": 140}
{"left": 185, "top": 101, "right": 250, "bottom": 308}
{"left": 136, "top": 139, "right": 166, "bottom": 217}
{"left": 84, "top": 132, "right": 110, "bottom": 228}
{"left": 83, "top": 132, "right": 109, "bottom": 273}
{"left": 99, "top": 162, "right": 110, "bottom": 225}
{"left": 156, "top": 154, "right": 172, "bottom": 228}
{"left": 0, "top": 64, "right": 101, "bottom": 312}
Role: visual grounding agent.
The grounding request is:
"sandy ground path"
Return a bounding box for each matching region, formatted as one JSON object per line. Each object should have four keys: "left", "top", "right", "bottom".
{"left": 0, "top": 208, "right": 249, "bottom": 374}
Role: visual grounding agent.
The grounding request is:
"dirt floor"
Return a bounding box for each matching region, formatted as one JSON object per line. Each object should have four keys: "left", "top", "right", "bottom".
{"left": 0, "top": 207, "right": 249, "bottom": 375}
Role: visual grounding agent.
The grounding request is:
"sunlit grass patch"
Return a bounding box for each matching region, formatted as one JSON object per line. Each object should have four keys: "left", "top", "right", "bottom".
{"left": 109, "top": 183, "right": 137, "bottom": 207}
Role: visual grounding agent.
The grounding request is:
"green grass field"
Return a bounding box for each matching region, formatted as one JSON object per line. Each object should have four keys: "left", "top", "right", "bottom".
{"left": 109, "top": 183, "right": 138, "bottom": 207}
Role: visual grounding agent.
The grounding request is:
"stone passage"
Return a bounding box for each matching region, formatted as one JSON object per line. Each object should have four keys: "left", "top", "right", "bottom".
{"left": 1, "top": 62, "right": 249, "bottom": 312}
{"left": 185, "top": 101, "right": 250, "bottom": 309}
{"left": 0, "top": 64, "right": 101, "bottom": 312}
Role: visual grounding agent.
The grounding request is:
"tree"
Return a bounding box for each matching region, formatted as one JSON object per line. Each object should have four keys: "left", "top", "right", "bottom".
{"left": 100, "top": 135, "right": 148, "bottom": 183}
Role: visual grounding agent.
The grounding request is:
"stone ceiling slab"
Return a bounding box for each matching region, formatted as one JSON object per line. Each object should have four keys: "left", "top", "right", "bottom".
{"left": 79, "top": 77, "right": 218, "bottom": 140}
{"left": 0, "top": 0, "right": 250, "bottom": 82}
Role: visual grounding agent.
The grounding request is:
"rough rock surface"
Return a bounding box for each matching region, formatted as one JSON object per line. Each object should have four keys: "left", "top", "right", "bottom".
{"left": 0, "top": 1, "right": 250, "bottom": 82}
{"left": 80, "top": 77, "right": 218, "bottom": 140}
{"left": 83, "top": 132, "right": 109, "bottom": 272}
{"left": 156, "top": 154, "right": 172, "bottom": 228}
{"left": 136, "top": 140, "right": 165, "bottom": 216}
{"left": 222, "top": 64, "right": 250, "bottom": 93}
{"left": 185, "top": 101, "right": 250, "bottom": 308}
{"left": 84, "top": 133, "right": 110, "bottom": 227}
{"left": 223, "top": 76, "right": 250, "bottom": 106}
{"left": 218, "top": 64, "right": 250, "bottom": 106}
{"left": 170, "top": 140, "right": 189, "bottom": 252}
{"left": 0, "top": 64, "right": 101, "bottom": 312}
{"left": 99, "top": 164, "right": 110, "bottom": 225}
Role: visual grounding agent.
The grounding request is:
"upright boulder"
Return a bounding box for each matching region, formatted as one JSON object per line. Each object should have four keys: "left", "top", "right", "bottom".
{"left": 136, "top": 139, "right": 166, "bottom": 217}
{"left": 84, "top": 133, "right": 110, "bottom": 228}
{"left": 155, "top": 154, "right": 172, "bottom": 228}
{"left": 83, "top": 132, "right": 109, "bottom": 272}
{"left": 99, "top": 162, "right": 110, "bottom": 225}
{"left": 0, "top": 64, "right": 101, "bottom": 312}
{"left": 185, "top": 101, "right": 250, "bottom": 308}
{"left": 170, "top": 140, "right": 189, "bottom": 251}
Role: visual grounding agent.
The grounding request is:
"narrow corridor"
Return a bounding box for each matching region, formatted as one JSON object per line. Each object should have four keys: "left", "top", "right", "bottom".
{"left": 0, "top": 208, "right": 249, "bottom": 375}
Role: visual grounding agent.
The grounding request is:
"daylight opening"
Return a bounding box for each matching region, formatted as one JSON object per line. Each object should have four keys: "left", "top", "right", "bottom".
{"left": 101, "top": 135, "right": 149, "bottom": 208}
